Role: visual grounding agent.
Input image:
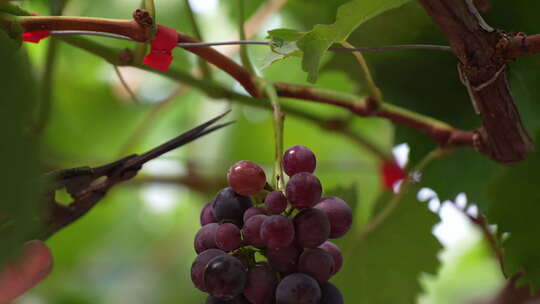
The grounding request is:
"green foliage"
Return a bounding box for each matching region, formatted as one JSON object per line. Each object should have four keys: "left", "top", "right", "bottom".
{"left": 0, "top": 32, "right": 42, "bottom": 266}
{"left": 486, "top": 133, "right": 540, "bottom": 289}
{"left": 262, "top": 29, "right": 303, "bottom": 69}
{"left": 337, "top": 186, "right": 441, "bottom": 304}
{"left": 420, "top": 148, "right": 500, "bottom": 210}
{"left": 297, "top": 0, "right": 412, "bottom": 82}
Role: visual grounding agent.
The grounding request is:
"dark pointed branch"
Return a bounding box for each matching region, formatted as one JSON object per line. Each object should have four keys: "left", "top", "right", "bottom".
{"left": 37, "top": 112, "right": 233, "bottom": 240}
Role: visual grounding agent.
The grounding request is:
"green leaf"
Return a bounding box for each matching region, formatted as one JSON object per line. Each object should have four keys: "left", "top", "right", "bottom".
{"left": 260, "top": 42, "right": 302, "bottom": 70}
{"left": 0, "top": 31, "right": 42, "bottom": 266}
{"left": 421, "top": 148, "right": 500, "bottom": 210}
{"left": 337, "top": 186, "right": 441, "bottom": 303}
{"left": 486, "top": 133, "right": 540, "bottom": 289}
{"left": 261, "top": 28, "right": 305, "bottom": 69}
{"left": 297, "top": 0, "right": 412, "bottom": 82}
{"left": 267, "top": 28, "right": 306, "bottom": 43}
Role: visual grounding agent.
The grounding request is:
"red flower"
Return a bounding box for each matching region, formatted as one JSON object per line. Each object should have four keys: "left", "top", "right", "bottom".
{"left": 381, "top": 160, "right": 406, "bottom": 190}
{"left": 143, "top": 25, "right": 178, "bottom": 72}
{"left": 22, "top": 14, "right": 51, "bottom": 43}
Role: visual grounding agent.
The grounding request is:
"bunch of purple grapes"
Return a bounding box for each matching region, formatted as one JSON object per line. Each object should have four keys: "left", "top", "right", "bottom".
{"left": 191, "top": 146, "right": 352, "bottom": 304}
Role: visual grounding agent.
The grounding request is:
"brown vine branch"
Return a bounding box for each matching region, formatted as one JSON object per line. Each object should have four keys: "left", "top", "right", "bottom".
{"left": 36, "top": 111, "right": 233, "bottom": 240}
{"left": 275, "top": 83, "right": 474, "bottom": 147}
{"left": 12, "top": 15, "right": 478, "bottom": 150}
{"left": 417, "top": 0, "right": 534, "bottom": 163}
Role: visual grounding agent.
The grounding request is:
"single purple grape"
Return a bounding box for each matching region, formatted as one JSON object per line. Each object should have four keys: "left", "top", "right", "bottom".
{"left": 293, "top": 208, "right": 330, "bottom": 248}
{"left": 194, "top": 223, "right": 219, "bottom": 254}
{"left": 216, "top": 223, "right": 242, "bottom": 252}
{"left": 275, "top": 273, "right": 321, "bottom": 304}
{"left": 213, "top": 187, "right": 253, "bottom": 228}
{"left": 260, "top": 215, "right": 295, "bottom": 249}
{"left": 285, "top": 173, "right": 322, "bottom": 209}
{"left": 201, "top": 200, "right": 218, "bottom": 226}
{"left": 243, "top": 214, "right": 268, "bottom": 247}
{"left": 298, "top": 248, "right": 335, "bottom": 283}
{"left": 265, "top": 191, "right": 288, "bottom": 214}
{"left": 243, "top": 207, "right": 266, "bottom": 223}
{"left": 191, "top": 249, "right": 226, "bottom": 291}
{"left": 265, "top": 245, "right": 302, "bottom": 274}
{"left": 244, "top": 262, "right": 278, "bottom": 304}
{"left": 282, "top": 145, "right": 316, "bottom": 176}
{"left": 314, "top": 196, "right": 352, "bottom": 238}
{"left": 320, "top": 282, "right": 344, "bottom": 304}
{"left": 204, "top": 255, "right": 247, "bottom": 300}
{"left": 319, "top": 241, "right": 343, "bottom": 275}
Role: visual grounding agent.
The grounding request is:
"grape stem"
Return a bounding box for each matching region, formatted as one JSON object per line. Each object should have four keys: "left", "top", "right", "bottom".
{"left": 112, "top": 65, "right": 141, "bottom": 104}
{"left": 259, "top": 79, "right": 286, "bottom": 192}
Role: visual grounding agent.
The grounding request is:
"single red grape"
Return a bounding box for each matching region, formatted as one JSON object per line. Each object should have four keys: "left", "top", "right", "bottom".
{"left": 227, "top": 161, "right": 267, "bottom": 195}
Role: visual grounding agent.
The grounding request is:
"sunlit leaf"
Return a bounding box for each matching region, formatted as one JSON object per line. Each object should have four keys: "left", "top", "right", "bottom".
{"left": 297, "top": 0, "right": 412, "bottom": 82}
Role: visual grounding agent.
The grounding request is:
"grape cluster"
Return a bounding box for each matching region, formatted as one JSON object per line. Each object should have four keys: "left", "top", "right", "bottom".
{"left": 191, "top": 145, "right": 351, "bottom": 304}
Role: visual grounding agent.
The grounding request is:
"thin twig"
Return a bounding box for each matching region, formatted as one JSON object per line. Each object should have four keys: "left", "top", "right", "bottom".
{"left": 329, "top": 44, "right": 452, "bottom": 52}
{"left": 340, "top": 40, "right": 383, "bottom": 105}
{"left": 49, "top": 31, "right": 452, "bottom": 52}
{"left": 112, "top": 65, "right": 140, "bottom": 104}
{"left": 222, "top": 0, "right": 289, "bottom": 57}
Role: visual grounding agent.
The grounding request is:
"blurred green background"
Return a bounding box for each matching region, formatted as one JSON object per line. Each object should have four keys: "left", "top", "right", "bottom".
{"left": 3, "top": 0, "right": 540, "bottom": 303}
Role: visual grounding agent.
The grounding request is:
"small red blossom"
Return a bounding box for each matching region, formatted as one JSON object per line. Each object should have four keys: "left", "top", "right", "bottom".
{"left": 143, "top": 25, "right": 178, "bottom": 72}
{"left": 22, "top": 14, "right": 51, "bottom": 43}
{"left": 381, "top": 160, "right": 407, "bottom": 190}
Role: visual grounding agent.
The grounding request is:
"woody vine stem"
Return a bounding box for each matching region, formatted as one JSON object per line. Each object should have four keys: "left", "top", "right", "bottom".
{"left": 1, "top": 7, "right": 479, "bottom": 159}
{"left": 6, "top": 1, "right": 539, "bottom": 164}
